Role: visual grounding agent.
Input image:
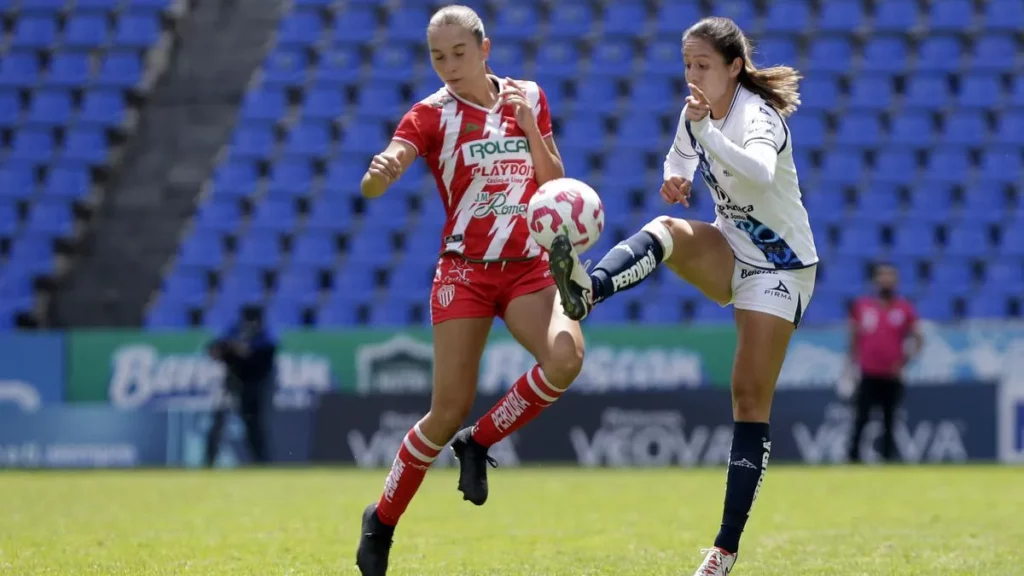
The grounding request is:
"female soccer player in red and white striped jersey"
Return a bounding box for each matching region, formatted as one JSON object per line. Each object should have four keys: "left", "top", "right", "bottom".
{"left": 355, "top": 5, "right": 584, "bottom": 575}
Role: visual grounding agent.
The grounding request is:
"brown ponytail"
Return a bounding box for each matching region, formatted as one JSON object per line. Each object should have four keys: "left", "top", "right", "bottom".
{"left": 740, "top": 63, "right": 802, "bottom": 117}
{"left": 684, "top": 16, "right": 803, "bottom": 117}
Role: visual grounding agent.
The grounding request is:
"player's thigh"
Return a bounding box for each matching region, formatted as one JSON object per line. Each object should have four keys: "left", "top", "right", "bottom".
{"left": 657, "top": 217, "right": 735, "bottom": 305}
{"left": 729, "top": 266, "right": 815, "bottom": 420}
{"left": 503, "top": 284, "right": 585, "bottom": 388}
{"left": 429, "top": 317, "right": 493, "bottom": 423}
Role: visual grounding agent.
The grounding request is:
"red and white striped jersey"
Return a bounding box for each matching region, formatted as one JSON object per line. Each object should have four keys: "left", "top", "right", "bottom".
{"left": 392, "top": 77, "right": 553, "bottom": 262}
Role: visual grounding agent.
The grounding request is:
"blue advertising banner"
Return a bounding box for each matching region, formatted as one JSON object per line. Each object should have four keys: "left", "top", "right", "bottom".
{"left": 0, "top": 405, "right": 168, "bottom": 468}
{"left": 998, "top": 380, "right": 1024, "bottom": 464}
{"left": 311, "top": 383, "right": 999, "bottom": 466}
{"left": 781, "top": 320, "right": 1024, "bottom": 388}
{"left": 0, "top": 333, "right": 64, "bottom": 411}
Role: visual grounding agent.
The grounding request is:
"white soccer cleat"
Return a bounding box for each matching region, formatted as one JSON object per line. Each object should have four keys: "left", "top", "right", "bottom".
{"left": 693, "top": 547, "right": 737, "bottom": 576}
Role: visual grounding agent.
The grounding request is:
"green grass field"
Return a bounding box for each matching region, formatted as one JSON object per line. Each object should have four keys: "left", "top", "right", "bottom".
{"left": 0, "top": 466, "right": 1021, "bottom": 575}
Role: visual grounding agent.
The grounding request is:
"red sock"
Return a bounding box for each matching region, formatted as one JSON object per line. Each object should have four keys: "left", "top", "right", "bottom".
{"left": 375, "top": 422, "right": 442, "bottom": 526}
{"left": 471, "top": 365, "right": 566, "bottom": 447}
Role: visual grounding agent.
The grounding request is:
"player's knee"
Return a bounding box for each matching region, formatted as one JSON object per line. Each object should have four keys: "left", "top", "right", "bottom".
{"left": 541, "top": 338, "right": 584, "bottom": 389}
{"left": 731, "top": 380, "right": 773, "bottom": 421}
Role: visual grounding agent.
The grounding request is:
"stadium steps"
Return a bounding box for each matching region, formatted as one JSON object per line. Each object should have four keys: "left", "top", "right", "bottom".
{"left": 51, "top": 0, "right": 283, "bottom": 327}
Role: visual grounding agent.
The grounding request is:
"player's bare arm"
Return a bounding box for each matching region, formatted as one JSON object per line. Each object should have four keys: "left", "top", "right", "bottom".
{"left": 360, "top": 140, "right": 416, "bottom": 198}
{"left": 498, "top": 78, "right": 564, "bottom": 184}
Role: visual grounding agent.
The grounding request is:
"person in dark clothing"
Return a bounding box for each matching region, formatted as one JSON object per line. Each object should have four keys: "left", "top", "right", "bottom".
{"left": 205, "top": 305, "right": 277, "bottom": 467}
{"left": 847, "top": 263, "right": 923, "bottom": 463}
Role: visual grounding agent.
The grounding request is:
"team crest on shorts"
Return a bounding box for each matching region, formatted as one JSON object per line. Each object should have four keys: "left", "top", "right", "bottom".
{"left": 436, "top": 283, "right": 456, "bottom": 308}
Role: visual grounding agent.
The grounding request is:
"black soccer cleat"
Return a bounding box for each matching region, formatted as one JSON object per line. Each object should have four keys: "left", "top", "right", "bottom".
{"left": 450, "top": 427, "right": 497, "bottom": 506}
{"left": 548, "top": 233, "right": 594, "bottom": 321}
{"left": 356, "top": 503, "right": 394, "bottom": 576}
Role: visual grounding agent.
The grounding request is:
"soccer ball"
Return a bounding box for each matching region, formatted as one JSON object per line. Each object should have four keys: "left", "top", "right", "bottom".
{"left": 527, "top": 178, "right": 605, "bottom": 254}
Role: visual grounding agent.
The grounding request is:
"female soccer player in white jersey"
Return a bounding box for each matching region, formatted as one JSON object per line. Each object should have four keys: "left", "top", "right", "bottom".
{"left": 547, "top": 16, "right": 816, "bottom": 576}
{"left": 354, "top": 5, "right": 585, "bottom": 575}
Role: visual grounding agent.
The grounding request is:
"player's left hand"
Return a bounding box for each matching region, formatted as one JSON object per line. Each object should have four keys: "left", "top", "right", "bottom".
{"left": 494, "top": 78, "right": 538, "bottom": 134}
{"left": 685, "top": 83, "right": 712, "bottom": 122}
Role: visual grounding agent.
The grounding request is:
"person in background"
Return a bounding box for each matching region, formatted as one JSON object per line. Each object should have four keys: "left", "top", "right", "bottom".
{"left": 847, "top": 262, "right": 923, "bottom": 463}
{"left": 206, "top": 305, "right": 277, "bottom": 467}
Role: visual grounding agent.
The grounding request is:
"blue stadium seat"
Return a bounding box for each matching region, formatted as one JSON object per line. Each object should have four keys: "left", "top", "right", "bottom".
{"left": 369, "top": 44, "right": 417, "bottom": 83}
{"left": 930, "top": 261, "right": 973, "bottom": 294}
{"left": 261, "top": 49, "right": 308, "bottom": 86}
{"left": 904, "top": 74, "right": 950, "bottom": 109}
{"left": 716, "top": 0, "right": 755, "bottom": 30}
{"left": 928, "top": 0, "right": 974, "bottom": 33}
{"left": 873, "top": 147, "right": 917, "bottom": 185}
{"left": 0, "top": 90, "right": 20, "bottom": 126}
{"left": 875, "top": 0, "right": 920, "bottom": 33}
{"left": 266, "top": 159, "right": 313, "bottom": 197}
{"left": 551, "top": 2, "right": 595, "bottom": 38}
{"left": 861, "top": 37, "right": 908, "bottom": 73}
{"left": 487, "top": 44, "right": 525, "bottom": 80}
{"left": 306, "top": 197, "right": 354, "bottom": 231}
{"left": 945, "top": 226, "right": 990, "bottom": 257}
{"left": 249, "top": 198, "right": 298, "bottom": 232}
{"left": 916, "top": 37, "right": 962, "bottom": 72}
{"left": 915, "top": 292, "right": 954, "bottom": 322}
{"left": 855, "top": 187, "right": 900, "bottom": 221}
{"left": 0, "top": 203, "right": 21, "bottom": 237}
{"left": 163, "top": 268, "right": 208, "bottom": 303}
{"left": 290, "top": 232, "right": 337, "bottom": 268}
{"left": 995, "top": 112, "right": 1024, "bottom": 146}
{"left": 977, "top": 149, "right": 1022, "bottom": 184}
{"left": 573, "top": 76, "right": 618, "bottom": 114}
{"left": 0, "top": 166, "right": 35, "bottom": 200}
{"left": 818, "top": 0, "right": 864, "bottom": 32}
{"left": 847, "top": 76, "right": 893, "bottom": 111}
{"left": 276, "top": 10, "right": 321, "bottom": 46}
{"left": 1001, "top": 224, "right": 1024, "bottom": 256}
{"left": 889, "top": 112, "right": 933, "bottom": 149}
{"left": 317, "top": 296, "right": 365, "bottom": 326}
{"left": 43, "top": 165, "right": 90, "bottom": 200}
{"left": 986, "top": 261, "right": 1024, "bottom": 287}
{"left": 355, "top": 84, "right": 403, "bottom": 119}
{"left": 602, "top": 4, "right": 648, "bottom": 38}
{"left": 19, "top": 0, "right": 70, "bottom": 13}
{"left": 957, "top": 73, "right": 1002, "bottom": 109}
{"left": 46, "top": 53, "right": 92, "bottom": 88}
{"left": 240, "top": 88, "right": 286, "bottom": 122}
{"left": 283, "top": 122, "right": 331, "bottom": 158}
{"left": 115, "top": 13, "right": 161, "bottom": 48}
{"left": 806, "top": 38, "right": 852, "bottom": 74}
{"left": 984, "top": 1, "right": 1024, "bottom": 31}
{"left": 333, "top": 7, "right": 376, "bottom": 45}
{"left": 314, "top": 47, "right": 360, "bottom": 86}
{"left": 835, "top": 222, "right": 880, "bottom": 256}
{"left": 970, "top": 36, "right": 1017, "bottom": 73}
{"left": 908, "top": 185, "right": 954, "bottom": 223}
{"left": 177, "top": 231, "right": 225, "bottom": 269}
{"left": 0, "top": 53, "right": 41, "bottom": 88}
{"left": 798, "top": 79, "right": 837, "bottom": 112}
{"left": 76, "top": 0, "right": 119, "bottom": 10}
{"left": 963, "top": 292, "right": 1011, "bottom": 319}
{"left": 654, "top": 3, "right": 701, "bottom": 36}
{"left": 924, "top": 148, "right": 969, "bottom": 184}
{"left": 25, "top": 199, "right": 73, "bottom": 237}
{"left": 385, "top": 7, "right": 428, "bottom": 44}
{"left": 536, "top": 41, "right": 581, "bottom": 77}
{"left": 62, "top": 128, "right": 108, "bottom": 164}
{"left": 491, "top": 4, "right": 539, "bottom": 41}
{"left": 79, "top": 90, "right": 126, "bottom": 126}
{"left": 96, "top": 52, "right": 143, "bottom": 88}
{"left": 588, "top": 41, "right": 634, "bottom": 77}
{"left": 891, "top": 222, "right": 936, "bottom": 257}
{"left": 27, "top": 90, "right": 73, "bottom": 126}
{"left": 230, "top": 125, "right": 275, "bottom": 159}
{"left": 942, "top": 113, "right": 987, "bottom": 147}
{"left": 13, "top": 16, "right": 58, "bottom": 49}
{"left": 628, "top": 77, "right": 673, "bottom": 113}
{"left": 642, "top": 39, "right": 682, "bottom": 77}
{"left": 266, "top": 298, "right": 304, "bottom": 328}
{"left": 64, "top": 14, "right": 109, "bottom": 48}
{"left": 234, "top": 233, "right": 283, "bottom": 268}
{"left": 193, "top": 197, "right": 242, "bottom": 233}
{"left": 145, "top": 301, "right": 191, "bottom": 329}
{"left": 836, "top": 114, "right": 882, "bottom": 147}
{"left": 763, "top": 2, "right": 811, "bottom": 33}
{"left": 9, "top": 128, "right": 55, "bottom": 164}
{"left": 755, "top": 38, "right": 797, "bottom": 67}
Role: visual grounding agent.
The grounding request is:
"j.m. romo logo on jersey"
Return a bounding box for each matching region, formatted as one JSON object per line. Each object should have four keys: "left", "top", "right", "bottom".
{"left": 764, "top": 281, "right": 792, "bottom": 300}
{"left": 462, "top": 137, "right": 531, "bottom": 165}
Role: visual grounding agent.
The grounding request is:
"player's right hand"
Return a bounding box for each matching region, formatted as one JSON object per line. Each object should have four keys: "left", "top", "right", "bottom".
{"left": 367, "top": 153, "right": 403, "bottom": 184}
{"left": 660, "top": 176, "right": 692, "bottom": 208}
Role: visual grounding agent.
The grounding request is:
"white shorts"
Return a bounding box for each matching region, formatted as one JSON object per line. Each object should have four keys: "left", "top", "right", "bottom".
{"left": 726, "top": 261, "right": 817, "bottom": 327}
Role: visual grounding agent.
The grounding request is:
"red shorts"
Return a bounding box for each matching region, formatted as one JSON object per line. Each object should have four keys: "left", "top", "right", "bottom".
{"left": 430, "top": 253, "right": 555, "bottom": 325}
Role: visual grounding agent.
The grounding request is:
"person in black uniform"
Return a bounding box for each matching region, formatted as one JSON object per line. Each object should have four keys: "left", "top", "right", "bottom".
{"left": 205, "top": 305, "right": 277, "bottom": 467}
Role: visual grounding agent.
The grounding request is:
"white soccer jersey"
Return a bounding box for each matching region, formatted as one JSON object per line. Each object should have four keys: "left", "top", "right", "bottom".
{"left": 663, "top": 85, "right": 818, "bottom": 271}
